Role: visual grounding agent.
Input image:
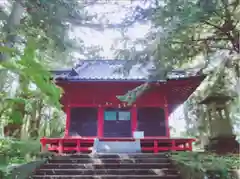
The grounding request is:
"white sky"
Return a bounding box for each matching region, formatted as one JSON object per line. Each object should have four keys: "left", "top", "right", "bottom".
{"left": 73, "top": 23, "right": 150, "bottom": 58}
{"left": 70, "top": 1, "right": 151, "bottom": 58}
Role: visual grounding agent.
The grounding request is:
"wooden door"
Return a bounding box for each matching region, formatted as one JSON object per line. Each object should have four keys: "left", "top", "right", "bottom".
{"left": 103, "top": 108, "right": 132, "bottom": 137}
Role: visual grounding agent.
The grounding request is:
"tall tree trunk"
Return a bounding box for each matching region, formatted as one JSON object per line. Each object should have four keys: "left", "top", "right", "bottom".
{"left": 0, "top": 1, "right": 25, "bottom": 99}
{"left": 0, "top": 0, "right": 24, "bottom": 62}
{"left": 4, "top": 75, "right": 28, "bottom": 138}
{"left": 29, "top": 100, "right": 43, "bottom": 139}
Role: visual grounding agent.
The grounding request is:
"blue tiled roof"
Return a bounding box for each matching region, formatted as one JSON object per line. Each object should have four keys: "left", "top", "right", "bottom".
{"left": 53, "top": 60, "right": 202, "bottom": 81}
{"left": 50, "top": 70, "right": 71, "bottom": 76}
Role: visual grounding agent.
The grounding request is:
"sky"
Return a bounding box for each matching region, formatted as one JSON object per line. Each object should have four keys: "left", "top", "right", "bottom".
{"left": 74, "top": 23, "right": 150, "bottom": 58}
{"left": 70, "top": 1, "right": 151, "bottom": 58}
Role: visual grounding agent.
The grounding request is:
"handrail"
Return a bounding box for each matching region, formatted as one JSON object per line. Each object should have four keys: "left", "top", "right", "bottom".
{"left": 40, "top": 137, "right": 194, "bottom": 154}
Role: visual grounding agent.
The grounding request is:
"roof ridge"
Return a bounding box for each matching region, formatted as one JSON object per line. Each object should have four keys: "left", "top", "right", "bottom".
{"left": 75, "top": 59, "right": 135, "bottom": 62}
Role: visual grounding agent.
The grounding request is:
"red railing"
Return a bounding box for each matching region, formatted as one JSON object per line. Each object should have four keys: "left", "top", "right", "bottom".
{"left": 40, "top": 137, "right": 195, "bottom": 154}
{"left": 140, "top": 138, "right": 194, "bottom": 153}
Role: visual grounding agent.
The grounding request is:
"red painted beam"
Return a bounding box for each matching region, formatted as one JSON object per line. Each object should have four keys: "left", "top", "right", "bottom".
{"left": 68, "top": 104, "right": 165, "bottom": 108}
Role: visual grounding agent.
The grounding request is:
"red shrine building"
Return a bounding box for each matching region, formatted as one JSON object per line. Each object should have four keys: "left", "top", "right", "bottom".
{"left": 40, "top": 60, "right": 205, "bottom": 153}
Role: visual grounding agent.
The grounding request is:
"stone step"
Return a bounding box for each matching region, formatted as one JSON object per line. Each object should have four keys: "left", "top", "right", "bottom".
{"left": 30, "top": 153, "right": 181, "bottom": 179}
{"left": 31, "top": 174, "right": 180, "bottom": 179}
{"left": 35, "top": 168, "right": 179, "bottom": 175}
{"left": 59, "top": 153, "right": 170, "bottom": 159}
{"left": 48, "top": 157, "right": 170, "bottom": 164}
{"left": 40, "top": 162, "right": 172, "bottom": 169}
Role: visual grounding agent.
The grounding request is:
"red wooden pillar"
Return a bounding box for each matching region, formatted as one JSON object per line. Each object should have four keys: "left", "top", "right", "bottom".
{"left": 40, "top": 138, "right": 47, "bottom": 152}
{"left": 131, "top": 105, "right": 137, "bottom": 137}
{"left": 58, "top": 139, "right": 63, "bottom": 154}
{"left": 77, "top": 139, "right": 81, "bottom": 153}
{"left": 164, "top": 95, "right": 170, "bottom": 138}
{"left": 171, "top": 140, "right": 176, "bottom": 151}
{"left": 64, "top": 105, "right": 71, "bottom": 137}
{"left": 188, "top": 141, "right": 193, "bottom": 151}
{"left": 154, "top": 140, "right": 158, "bottom": 153}
{"left": 98, "top": 106, "right": 104, "bottom": 138}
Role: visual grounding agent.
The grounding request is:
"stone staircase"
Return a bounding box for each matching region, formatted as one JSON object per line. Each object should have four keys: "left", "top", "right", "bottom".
{"left": 30, "top": 153, "right": 181, "bottom": 179}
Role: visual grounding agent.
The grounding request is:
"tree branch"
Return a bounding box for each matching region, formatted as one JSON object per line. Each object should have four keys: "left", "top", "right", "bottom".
{"left": 220, "top": 0, "right": 232, "bottom": 21}
{"left": 170, "top": 36, "right": 230, "bottom": 44}
{"left": 229, "top": 0, "right": 240, "bottom": 11}
{"left": 65, "top": 20, "right": 145, "bottom": 30}
{"left": 203, "top": 20, "right": 238, "bottom": 52}
{"left": 169, "top": 39, "right": 233, "bottom": 51}
{"left": 203, "top": 20, "right": 224, "bottom": 32}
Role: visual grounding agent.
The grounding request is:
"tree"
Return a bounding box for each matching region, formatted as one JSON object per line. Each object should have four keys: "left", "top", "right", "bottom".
{"left": 0, "top": 0, "right": 105, "bottom": 65}
{"left": 0, "top": 0, "right": 25, "bottom": 62}
{"left": 115, "top": 0, "right": 240, "bottom": 151}
{"left": 0, "top": 0, "right": 106, "bottom": 138}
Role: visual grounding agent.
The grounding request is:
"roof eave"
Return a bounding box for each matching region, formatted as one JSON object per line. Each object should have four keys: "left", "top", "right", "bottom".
{"left": 54, "top": 74, "right": 206, "bottom": 83}
{"left": 54, "top": 79, "right": 163, "bottom": 83}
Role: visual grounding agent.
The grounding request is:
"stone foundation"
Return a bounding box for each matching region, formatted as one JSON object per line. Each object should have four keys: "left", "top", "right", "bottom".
{"left": 205, "top": 135, "right": 239, "bottom": 154}
{"left": 92, "top": 139, "right": 141, "bottom": 153}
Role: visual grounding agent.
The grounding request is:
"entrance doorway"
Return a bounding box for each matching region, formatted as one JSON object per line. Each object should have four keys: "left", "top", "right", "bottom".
{"left": 103, "top": 108, "right": 132, "bottom": 137}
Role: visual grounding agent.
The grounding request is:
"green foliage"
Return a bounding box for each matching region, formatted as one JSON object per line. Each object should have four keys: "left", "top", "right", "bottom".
{"left": 23, "top": 0, "right": 101, "bottom": 54}
{"left": 0, "top": 39, "right": 65, "bottom": 175}
{"left": 115, "top": 0, "right": 240, "bottom": 144}
{"left": 115, "top": 0, "right": 239, "bottom": 76}
{"left": 0, "top": 46, "right": 16, "bottom": 54}
{"left": 116, "top": 83, "right": 150, "bottom": 105}
{"left": 0, "top": 38, "right": 63, "bottom": 110}
{"left": 172, "top": 152, "right": 240, "bottom": 178}
{"left": 0, "top": 139, "right": 40, "bottom": 163}
{"left": 0, "top": 138, "right": 44, "bottom": 178}
{"left": 0, "top": 0, "right": 103, "bottom": 177}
